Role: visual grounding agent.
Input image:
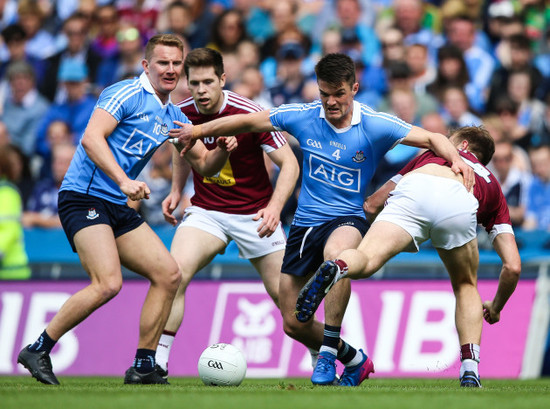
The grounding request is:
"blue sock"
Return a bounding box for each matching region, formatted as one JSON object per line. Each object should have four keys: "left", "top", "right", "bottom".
{"left": 28, "top": 330, "right": 56, "bottom": 354}
{"left": 132, "top": 349, "right": 156, "bottom": 373}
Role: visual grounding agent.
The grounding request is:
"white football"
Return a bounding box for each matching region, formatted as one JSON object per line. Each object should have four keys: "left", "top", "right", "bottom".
{"left": 198, "top": 343, "right": 247, "bottom": 386}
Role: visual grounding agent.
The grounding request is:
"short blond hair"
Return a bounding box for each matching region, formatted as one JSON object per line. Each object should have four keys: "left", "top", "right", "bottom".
{"left": 144, "top": 34, "right": 184, "bottom": 61}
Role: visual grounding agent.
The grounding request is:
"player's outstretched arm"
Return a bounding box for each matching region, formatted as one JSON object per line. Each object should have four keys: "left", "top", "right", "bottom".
{"left": 254, "top": 143, "right": 300, "bottom": 238}
{"left": 483, "top": 232, "right": 521, "bottom": 324}
{"left": 169, "top": 110, "right": 274, "bottom": 154}
{"left": 82, "top": 108, "right": 150, "bottom": 201}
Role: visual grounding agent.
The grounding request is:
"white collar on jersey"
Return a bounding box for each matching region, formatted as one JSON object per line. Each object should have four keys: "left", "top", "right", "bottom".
{"left": 139, "top": 72, "right": 173, "bottom": 107}
{"left": 319, "top": 100, "right": 361, "bottom": 133}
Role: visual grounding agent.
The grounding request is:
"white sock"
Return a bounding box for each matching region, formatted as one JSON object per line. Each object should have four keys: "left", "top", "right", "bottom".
{"left": 319, "top": 345, "right": 337, "bottom": 356}
{"left": 345, "top": 349, "right": 364, "bottom": 367}
{"left": 156, "top": 333, "right": 175, "bottom": 371}
{"left": 460, "top": 359, "right": 479, "bottom": 378}
{"left": 308, "top": 347, "right": 319, "bottom": 368}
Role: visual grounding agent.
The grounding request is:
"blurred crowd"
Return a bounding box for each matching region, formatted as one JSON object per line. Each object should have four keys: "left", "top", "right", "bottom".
{"left": 0, "top": 0, "right": 549, "bottom": 243}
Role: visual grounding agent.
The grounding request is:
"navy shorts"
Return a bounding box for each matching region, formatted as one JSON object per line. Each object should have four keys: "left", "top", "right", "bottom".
{"left": 58, "top": 190, "right": 145, "bottom": 252}
{"left": 281, "top": 216, "right": 369, "bottom": 277}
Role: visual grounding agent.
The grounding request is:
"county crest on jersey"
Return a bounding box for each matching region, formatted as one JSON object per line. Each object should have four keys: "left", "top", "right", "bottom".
{"left": 61, "top": 72, "right": 190, "bottom": 204}
{"left": 269, "top": 100, "right": 412, "bottom": 226}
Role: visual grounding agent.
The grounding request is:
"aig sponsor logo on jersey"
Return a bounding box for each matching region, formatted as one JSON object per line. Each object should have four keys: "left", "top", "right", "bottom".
{"left": 306, "top": 139, "right": 323, "bottom": 149}
{"left": 122, "top": 128, "right": 161, "bottom": 159}
{"left": 309, "top": 154, "right": 360, "bottom": 192}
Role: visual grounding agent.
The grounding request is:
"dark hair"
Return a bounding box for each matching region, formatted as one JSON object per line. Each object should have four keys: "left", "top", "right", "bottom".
{"left": 210, "top": 9, "right": 246, "bottom": 53}
{"left": 315, "top": 53, "right": 356, "bottom": 87}
{"left": 0, "top": 144, "right": 19, "bottom": 182}
{"left": 508, "top": 33, "right": 531, "bottom": 50}
{"left": 1, "top": 24, "right": 26, "bottom": 43}
{"left": 184, "top": 47, "right": 224, "bottom": 79}
{"left": 494, "top": 95, "right": 519, "bottom": 115}
{"left": 452, "top": 126, "right": 495, "bottom": 165}
{"left": 145, "top": 34, "right": 184, "bottom": 61}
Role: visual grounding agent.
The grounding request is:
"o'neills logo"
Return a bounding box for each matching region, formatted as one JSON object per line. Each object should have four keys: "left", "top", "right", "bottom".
{"left": 208, "top": 360, "right": 224, "bottom": 370}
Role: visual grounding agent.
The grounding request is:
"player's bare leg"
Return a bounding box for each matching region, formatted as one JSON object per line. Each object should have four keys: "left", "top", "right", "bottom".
{"left": 156, "top": 227, "right": 226, "bottom": 374}
{"left": 117, "top": 222, "right": 181, "bottom": 384}
{"left": 249, "top": 250, "right": 284, "bottom": 307}
{"left": 438, "top": 239, "right": 483, "bottom": 387}
{"left": 18, "top": 225, "right": 125, "bottom": 385}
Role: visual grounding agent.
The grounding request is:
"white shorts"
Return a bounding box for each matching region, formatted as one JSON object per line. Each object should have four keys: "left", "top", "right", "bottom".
{"left": 375, "top": 173, "right": 479, "bottom": 251}
{"left": 178, "top": 206, "right": 287, "bottom": 259}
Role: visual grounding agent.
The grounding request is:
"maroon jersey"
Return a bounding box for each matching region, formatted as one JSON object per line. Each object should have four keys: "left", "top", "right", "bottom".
{"left": 396, "top": 150, "right": 512, "bottom": 236}
{"left": 178, "top": 91, "right": 287, "bottom": 214}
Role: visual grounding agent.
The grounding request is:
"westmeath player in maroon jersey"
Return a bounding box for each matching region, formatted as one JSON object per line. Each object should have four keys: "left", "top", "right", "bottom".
{"left": 296, "top": 126, "right": 521, "bottom": 387}
{"left": 155, "top": 48, "right": 300, "bottom": 378}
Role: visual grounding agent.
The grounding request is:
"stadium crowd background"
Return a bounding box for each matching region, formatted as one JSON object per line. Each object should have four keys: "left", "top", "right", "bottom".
{"left": 0, "top": 0, "right": 550, "bottom": 280}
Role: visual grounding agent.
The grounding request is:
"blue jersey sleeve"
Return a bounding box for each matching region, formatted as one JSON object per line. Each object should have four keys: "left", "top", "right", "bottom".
{"left": 95, "top": 79, "right": 142, "bottom": 122}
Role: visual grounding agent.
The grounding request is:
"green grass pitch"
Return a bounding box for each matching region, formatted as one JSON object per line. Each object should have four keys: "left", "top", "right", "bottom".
{"left": 1, "top": 376, "right": 549, "bottom": 409}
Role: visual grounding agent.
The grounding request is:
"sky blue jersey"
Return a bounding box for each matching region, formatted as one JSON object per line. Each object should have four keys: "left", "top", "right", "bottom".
{"left": 60, "top": 73, "right": 190, "bottom": 204}
{"left": 269, "top": 100, "right": 412, "bottom": 226}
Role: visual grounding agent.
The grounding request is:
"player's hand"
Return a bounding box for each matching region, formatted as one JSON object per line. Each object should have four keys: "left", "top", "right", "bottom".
{"left": 217, "top": 136, "right": 238, "bottom": 152}
{"left": 121, "top": 179, "right": 150, "bottom": 201}
{"left": 253, "top": 206, "right": 280, "bottom": 238}
{"left": 162, "top": 191, "right": 182, "bottom": 226}
{"left": 482, "top": 300, "right": 501, "bottom": 324}
{"left": 169, "top": 121, "right": 196, "bottom": 155}
{"left": 451, "top": 158, "right": 474, "bottom": 192}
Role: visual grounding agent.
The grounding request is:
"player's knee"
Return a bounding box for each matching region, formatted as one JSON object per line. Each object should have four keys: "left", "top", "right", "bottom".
{"left": 94, "top": 279, "right": 122, "bottom": 302}
{"left": 282, "top": 314, "right": 309, "bottom": 340}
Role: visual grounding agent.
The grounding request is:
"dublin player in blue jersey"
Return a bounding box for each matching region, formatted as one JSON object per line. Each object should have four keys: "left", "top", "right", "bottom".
{"left": 172, "top": 53, "right": 474, "bottom": 386}
{"left": 17, "top": 34, "right": 237, "bottom": 385}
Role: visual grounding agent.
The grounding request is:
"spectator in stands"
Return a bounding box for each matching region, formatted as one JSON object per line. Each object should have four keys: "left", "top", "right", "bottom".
{"left": 405, "top": 43, "right": 436, "bottom": 95}
{"left": 440, "top": 85, "right": 482, "bottom": 129}
{"left": 238, "top": 65, "right": 273, "bottom": 109}
{"left": 0, "top": 120, "right": 10, "bottom": 147}
{"left": 377, "top": 60, "right": 439, "bottom": 118}
{"left": 532, "top": 93, "right": 550, "bottom": 147}
{"left": 90, "top": 4, "right": 120, "bottom": 64}
{"left": 0, "top": 144, "right": 31, "bottom": 279}
{"left": 40, "top": 12, "right": 102, "bottom": 102}
{"left": 112, "top": 24, "right": 145, "bottom": 82}
{"left": 158, "top": 1, "right": 194, "bottom": 45}
{"left": 505, "top": 69, "right": 546, "bottom": 139}
{"left": 207, "top": 8, "right": 247, "bottom": 55}
{"left": 376, "top": 0, "right": 444, "bottom": 61}
{"left": 269, "top": 42, "right": 310, "bottom": 105}
{"left": 16, "top": 0, "right": 57, "bottom": 60}
{"left": 487, "top": 33, "right": 544, "bottom": 114}
{"left": 0, "top": 61, "right": 51, "bottom": 158}
{"left": 523, "top": 144, "right": 550, "bottom": 231}
{"left": 0, "top": 24, "right": 46, "bottom": 86}
{"left": 117, "top": 0, "right": 160, "bottom": 40}
{"left": 35, "top": 58, "right": 97, "bottom": 159}
{"left": 426, "top": 44, "right": 482, "bottom": 113}
{"left": 445, "top": 14, "right": 495, "bottom": 112}
{"left": 260, "top": 0, "right": 310, "bottom": 62}
{"left": 488, "top": 140, "right": 532, "bottom": 227}
{"left": 421, "top": 111, "right": 449, "bottom": 135}
{"left": 23, "top": 143, "right": 76, "bottom": 228}
{"left": 329, "top": 0, "right": 380, "bottom": 67}
{"left": 35, "top": 119, "right": 74, "bottom": 179}
{"left": 493, "top": 96, "right": 533, "bottom": 151}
